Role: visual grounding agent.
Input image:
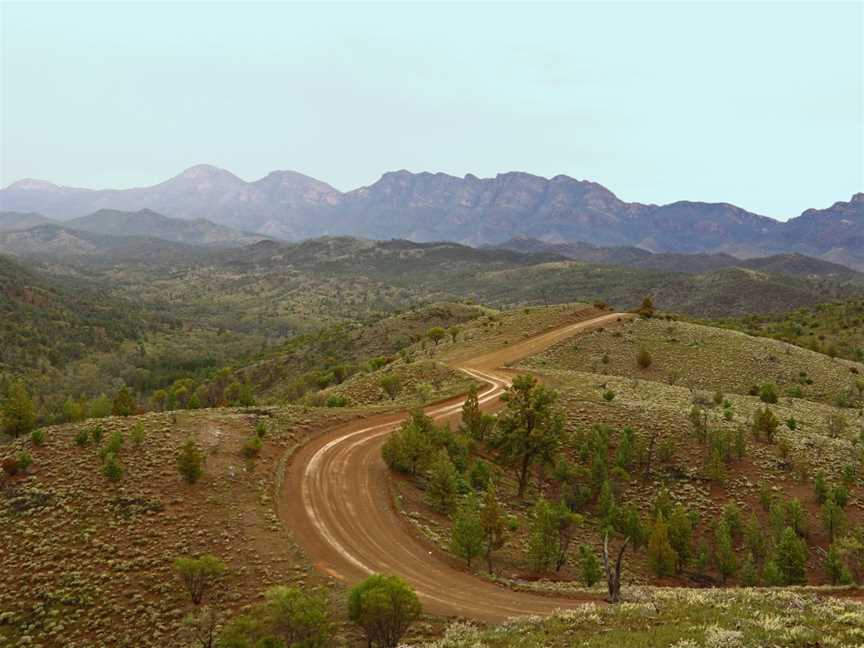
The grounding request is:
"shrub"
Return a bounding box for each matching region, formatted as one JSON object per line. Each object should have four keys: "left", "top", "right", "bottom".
{"left": 468, "top": 460, "right": 492, "bottom": 491}
{"left": 131, "top": 423, "right": 145, "bottom": 448}
{"left": 752, "top": 407, "right": 779, "bottom": 443}
{"left": 379, "top": 374, "right": 402, "bottom": 400}
{"left": 759, "top": 384, "right": 779, "bottom": 404}
{"left": 578, "top": 545, "right": 602, "bottom": 587}
{"left": 89, "top": 424, "right": 105, "bottom": 445}
{"left": 324, "top": 394, "right": 348, "bottom": 408}
{"left": 74, "top": 428, "right": 90, "bottom": 447}
{"left": 102, "top": 453, "right": 123, "bottom": 482}
{"left": 242, "top": 434, "right": 263, "bottom": 458}
{"left": 30, "top": 428, "right": 45, "bottom": 447}
{"left": 602, "top": 389, "right": 616, "bottom": 402}
{"left": 174, "top": 555, "right": 226, "bottom": 605}
{"left": 347, "top": 574, "right": 421, "bottom": 648}
{"left": 636, "top": 348, "right": 653, "bottom": 369}
{"left": 255, "top": 421, "right": 268, "bottom": 438}
{"left": 178, "top": 439, "right": 205, "bottom": 484}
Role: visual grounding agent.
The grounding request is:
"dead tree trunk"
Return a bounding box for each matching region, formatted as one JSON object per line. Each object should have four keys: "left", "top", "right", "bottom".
{"left": 602, "top": 532, "right": 630, "bottom": 603}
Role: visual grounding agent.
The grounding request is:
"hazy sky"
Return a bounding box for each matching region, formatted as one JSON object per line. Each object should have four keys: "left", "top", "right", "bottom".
{"left": 1, "top": 1, "right": 861, "bottom": 219}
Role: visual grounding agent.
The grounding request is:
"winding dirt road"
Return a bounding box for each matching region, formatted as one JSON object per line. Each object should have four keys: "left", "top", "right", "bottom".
{"left": 280, "top": 310, "right": 629, "bottom": 622}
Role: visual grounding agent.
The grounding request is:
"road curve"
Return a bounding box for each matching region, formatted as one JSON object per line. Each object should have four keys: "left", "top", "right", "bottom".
{"left": 279, "top": 311, "right": 630, "bottom": 622}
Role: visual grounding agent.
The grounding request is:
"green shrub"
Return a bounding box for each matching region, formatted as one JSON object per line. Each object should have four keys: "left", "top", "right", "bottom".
{"left": 325, "top": 394, "right": 348, "bottom": 408}
{"left": 30, "top": 428, "right": 45, "bottom": 447}
{"left": 242, "top": 434, "right": 263, "bottom": 458}
{"left": 89, "top": 424, "right": 105, "bottom": 445}
{"left": 102, "top": 453, "right": 123, "bottom": 482}
{"left": 74, "top": 428, "right": 90, "bottom": 447}
{"left": 131, "top": 423, "right": 145, "bottom": 448}
{"left": 16, "top": 451, "right": 32, "bottom": 472}
{"left": 347, "top": 574, "right": 420, "bottom": 648}
{"left": 177, "top": 439, "right": 205, "bottom": 484}
{"left": 759, "top": 384, "right": 779, "bottom": 404}
{"left": 636, "top": 348, "right": 653, "bottom": 369}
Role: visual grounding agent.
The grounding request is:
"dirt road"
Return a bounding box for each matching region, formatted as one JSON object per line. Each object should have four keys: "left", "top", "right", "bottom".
{"left": 279, "top": 310, "right": 630, "bottom": 622}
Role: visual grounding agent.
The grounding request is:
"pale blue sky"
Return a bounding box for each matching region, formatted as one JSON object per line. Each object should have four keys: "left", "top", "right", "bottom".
{"left": 1, "top": 1, "right": 861, "bottom": 219}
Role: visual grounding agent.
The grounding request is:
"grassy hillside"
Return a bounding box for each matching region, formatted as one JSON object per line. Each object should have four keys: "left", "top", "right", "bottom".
{"left": 522, "top": 317, "right": 863, "bottom": 405}
{"left": 420, "top": 590, "right": 864, "bottom": 647}
{"left": 704, "top": 299, "right": 864, "bottom": 363}
{"left": 0, "top": 406, "right": 361, "bottom": 647}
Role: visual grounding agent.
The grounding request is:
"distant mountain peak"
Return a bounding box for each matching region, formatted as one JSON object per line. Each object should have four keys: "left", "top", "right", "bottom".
{"left": 6, "top": 178, "right": 60, "bottom": 191}
{"left": 172, "top": 164, "right": 243, "bottom": 183}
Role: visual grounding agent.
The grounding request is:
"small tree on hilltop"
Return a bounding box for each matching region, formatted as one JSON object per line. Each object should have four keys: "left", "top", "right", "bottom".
{"left": 637, "top": 296, "right": 655, "bottom": 318}
{"left": 177, "top": 438, "right": 205, "bottom": 484}
{"left": 1, "top": 380, "right": 36, "bottom": 437}
{"left": 347, "top": 574, "right": 421, "bottom": 648}
{"left": 427, "top": 327, "right": 446, "bottom": 345}
{"left": 174, "top": 555, "right": 226, "bottom": 605}
{"left": 493, "top": 374, "right": 564, "bottom": 499}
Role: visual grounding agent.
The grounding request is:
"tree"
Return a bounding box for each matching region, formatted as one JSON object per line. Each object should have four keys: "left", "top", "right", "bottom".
{"left": 647, "top": 515, "right": 678, "bottom": 577}
{"left": 528, "top": 498, "right": 559, "bottom": 573}
{"left": 382, "top": 410, "right": 437, "bottom": 476}
{"left": 479, "top": 483, "right": 506, "bottom": 572}
{"left": 427, "top": 450, "right": 458, "bottom": 514}
{"left": 263, "top": 586, "right": 332, "bottom": 648}
{"left": 177, "top": 438, "right": 205, "bottom": 484}
{"left": 714, "top": 521, "right": 737, "bottom": 583}
{"left": 1, "top": 380, "right": 36, "bottom": 437}
{"left": 427, "top": 327, "right": 446, "bottom": 345}
{"left": 460, "top": 386, "right": 494, "bottom": 442}
{"left": 825, "top": 544, "right": 851, "bottom": 585}
{"left": 578, "top": 545, "right": 602, "bottom": 587}
{"left": 667, "top": 505, "right": 693, "bottom": 572}
{"left": 637, "top": 296, "right": 655, "bottom": 318}
{"left": 759, "top": 384, "right": 779, "bottom": 404}
{"left": 174, "top": 555, "right": 226, "bottom": 605}
{"left": 493, "top": 374, "right": 564, "bottom": 498}
{"left": 752, "top": 406, "right": 779, "bottom": 443}
{"left": 837, "top": 529, "right": 864, "bottom": 583}
{"left": 347, "top": 574, "right": 421, "bottom": 648}
{"left": 450, "top": 494, "right": 484, "bottom": 567}
{"left": 379, "top": 374, "right": 401, "bottom": 400}
{"left": 153, "top": 389, "right": 168, "bottom": 411}
{"left": 775, "top": 526, "right": 807, "bottom": 585}
{"left": 112, "top": 385, "right": 136, "bottom": 417}
{"left": 822, "top": 498, "right": 846, "bottom": 542}
{"left": 182, "top": 606, "right": 218, "bottom": 648}
{"left": 602, "top": 532, "right": 630, "bottom": 603}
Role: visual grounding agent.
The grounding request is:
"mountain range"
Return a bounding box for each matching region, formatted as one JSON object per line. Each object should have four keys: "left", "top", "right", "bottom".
{"left": 2, "top": 165, "right": 861, "bottom": 269}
